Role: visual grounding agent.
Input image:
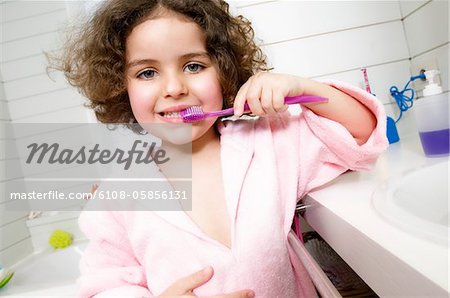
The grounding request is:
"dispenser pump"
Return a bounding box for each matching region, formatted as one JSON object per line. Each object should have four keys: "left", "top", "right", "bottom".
{"left": 423, "top": 70, "right": 443, "bottom": 97}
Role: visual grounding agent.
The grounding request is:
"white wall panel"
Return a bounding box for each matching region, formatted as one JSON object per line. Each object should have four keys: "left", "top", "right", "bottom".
{"left": 3, "top": 73, "right": 68, "bottom": 101}
{"left": 0, "top": 139, "right": 19, "bottom": 160}
{"left": 411, "top": 43, "right": 449, "bottom": 93}
{"left": 0, "top": 159, "right": 23, "bottom": 181}
{"left": 403, "top": 0, "right": 448, "bottom": 57}
{"left": 14, "top": 105, "right": 91, "bottom": 123}
{"left": 1, "top": 53, "right": 52, "bottom": 82}
{"left": 399, "top": 0, "right": 430, "bottom": 17}
{"left": 1, "top": 1, "right": 66, "bottom": 23}
{"left": 2, "top": 10, "right": 67, "bottom": 43}
{"left": 2, "top": 32, "right": 62, "bottom": 62}
{"left": 240, "top": 1, "right": 401, "bottom": 45}
{"left": 0, "top": 100, "right": 9, "bottom": 119}
{"left": 314, "top": 59, "right": 412, "bottom": 105}
{"left": 264, "top": 21, "right": 409, "bottom": 78}
{"left": 0, "top": 237, "right": 32, "bottom": 267}
{"left": 0, "top": 217, "right": 30, "bottom": 251}
{"left": 0, "top": 182, "right": 6, "bottom": 204}
{"left": 231, "top": 0, "right": 275, "bottom": 9}
{"left": 0, "top": 202, "right": 28, "bottom": 227}
{"left": 8, "top": 88, "right": 85, "bottom": 120}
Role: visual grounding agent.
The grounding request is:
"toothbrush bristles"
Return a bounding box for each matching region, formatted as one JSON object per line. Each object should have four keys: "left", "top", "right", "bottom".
{"left": 180, "top": 106, "right": 206, "bottom": 122}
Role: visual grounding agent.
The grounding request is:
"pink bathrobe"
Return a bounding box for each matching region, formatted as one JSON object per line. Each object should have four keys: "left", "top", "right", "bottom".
{"left": 78, "top": 81, "right": 388, "bottom": 297}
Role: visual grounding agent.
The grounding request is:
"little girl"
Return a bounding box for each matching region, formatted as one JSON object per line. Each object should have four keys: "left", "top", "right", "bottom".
{"left": 57, "top": 0, "right": 388, "bottom": 297}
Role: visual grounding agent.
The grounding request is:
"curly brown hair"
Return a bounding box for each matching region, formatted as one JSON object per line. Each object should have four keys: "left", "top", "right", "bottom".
{"left": 54, "top": 0, "right": 269, "bottom": 129}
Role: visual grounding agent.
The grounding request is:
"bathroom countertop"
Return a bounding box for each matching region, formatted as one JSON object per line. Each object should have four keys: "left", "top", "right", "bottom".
{"left": 303, "top": 133, "right": 449, "bottom": 297}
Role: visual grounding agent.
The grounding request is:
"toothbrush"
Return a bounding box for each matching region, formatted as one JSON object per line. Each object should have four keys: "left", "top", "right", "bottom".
{"left": 180, "top": 94, "right": 328, "bottom": 123}
{"left": 361, "top": 68, "right": 372, "bottom": 94}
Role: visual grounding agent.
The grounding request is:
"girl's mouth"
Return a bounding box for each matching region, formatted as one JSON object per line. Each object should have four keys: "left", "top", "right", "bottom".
{"left": 157, "top": 111, "right": 185, "bottom": 124}
{"left": 157, "top": 105, "right": 196, "bottom": 123}
{"left": 159, "top": 111, "right": 181, "bottom": 118}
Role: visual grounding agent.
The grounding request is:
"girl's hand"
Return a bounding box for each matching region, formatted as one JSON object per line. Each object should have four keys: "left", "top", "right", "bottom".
{"left": 158, "top": 266, "right": 255, "bottom": 298}
{"left": 233, "top": 73, "right": 305, "bottom": 117}
{"left": 234, "top": 72, "right": 377, "bottom": 144}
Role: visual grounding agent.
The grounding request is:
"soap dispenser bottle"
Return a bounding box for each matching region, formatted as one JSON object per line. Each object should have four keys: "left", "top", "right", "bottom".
{"left": 413, "top": 70, "right": 449, "bottom": 157}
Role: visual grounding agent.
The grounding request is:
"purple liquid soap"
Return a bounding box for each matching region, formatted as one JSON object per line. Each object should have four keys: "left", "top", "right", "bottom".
{"left": 419, "top": 128, "right": 450, "bottom": 157}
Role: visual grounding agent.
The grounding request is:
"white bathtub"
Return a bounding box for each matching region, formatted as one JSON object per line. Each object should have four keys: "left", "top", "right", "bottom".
{"left": 0, "top": 241, "right": 87, "bottom": 297}
{"left": 0, "top": 234, "right": 337, "bottom": 297}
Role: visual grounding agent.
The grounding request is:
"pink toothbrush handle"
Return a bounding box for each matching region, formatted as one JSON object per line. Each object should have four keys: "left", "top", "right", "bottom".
{"left": 284, "top": 95, "right": 328, "bottom": 105}
{"left": 243, "top": 94, "right": 328, "bottom": 112}
{"left": 283, "top": 95, "right": 328, "bottom": 105}
{"left": 217, "top": 94, "right": 327, "bottom": 116}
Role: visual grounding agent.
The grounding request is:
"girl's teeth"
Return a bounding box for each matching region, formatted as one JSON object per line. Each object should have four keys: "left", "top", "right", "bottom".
{"left": 163, "top": 111, "right": 180, "bottom": 118}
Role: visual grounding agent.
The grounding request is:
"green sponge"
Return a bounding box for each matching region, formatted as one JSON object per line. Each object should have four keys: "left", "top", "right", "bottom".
{"left": 49, "top": 230, "right": 73, "bottom": 249}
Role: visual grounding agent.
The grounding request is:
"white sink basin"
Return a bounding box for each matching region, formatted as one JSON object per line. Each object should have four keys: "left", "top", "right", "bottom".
{"left": 372, "top": 159, "right": 449, "bottom": 245}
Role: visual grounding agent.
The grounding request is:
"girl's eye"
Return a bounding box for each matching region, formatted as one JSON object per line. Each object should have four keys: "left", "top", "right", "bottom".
{"left": 185, "top": 63, "right": 204, "bottom": 73}
{"left": 137, "top": 69, "right": 156, "bottom": 79}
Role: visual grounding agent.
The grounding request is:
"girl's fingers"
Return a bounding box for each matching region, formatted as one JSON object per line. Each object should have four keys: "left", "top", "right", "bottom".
{"left": 234, "top": 72, "right": 293, "bottom": 117}
{"left": 245, "top": 93, "right": 264, "bottom": 117}
{"left": 234, "top": 78, "right": 252, "bottom": 117}
{"left": 273, "top": 90, "right": 288, "bottom": 113}
{"left": 163, "top": 266, "right": 214, "bottom": 295}
{"left": 211, "top": 290, "right": 255, "bottom": 298}
{"left": 260, "top": 86, "right": 276, "bottom": 115}
{"left": 244, "top": 77, "right": 265, "bottom": 116}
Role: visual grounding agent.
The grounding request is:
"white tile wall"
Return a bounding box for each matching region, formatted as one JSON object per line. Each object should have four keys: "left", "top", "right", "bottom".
{"left": 1, "top": 54, "right": 50, "bottom": 82}
{"left": 263, "top": 21, "right": 409, "bottom": 78}
{"left": 0, "top": 100, "right": 9, "bottom": 120}
{"left": 8, "top": 89, "right": 86, "bottom": 120}
{"left": 230, "top": 0, "right": 275, "bottom": 9}
{"left": 403, "top": 0, "right": 448, "bottom": 57}
{"left": 401, "top": 0, "right": 449, "bottom": 135}
{"left": 2, "top": 32, "right": 61, "bottom": 62}
{"left": 399, "top": 0, "right": 430, "bottom": 18}
{"left": 0, "top": 102, "right": 33, "bottom": 268}
{"left": 403, "top": 0, "right": 449, "bottom": 94}
{"left": 1, "top": 217, "right": 30, "bottom": 250}
{"left": 14, "top": 105, "right": 93, "bottom": 123}
{"left": 235, "top": 0, "right": 412, "bottom": 123}
{"left": 1, "top": 2, "right": 90, "bottom": 123}
{"left": 240, "top": 1, "right": 401, "bottom": 45}
{"left": 411, "top": 43, "right": 449, "bottom": 93}
{"left": 2, "top": 9, "right": 67, "bottom": 43}
{"left": 1, "top": 1, "right": 66, "bottom": 23}
{"left": 4, "top": 73, "right": 69, "bottom": 101}
{"left": 0, "top": 1, "right": 90, "bottom": 266}
{"left": 314, "top": 60, "right": 413, "bottom": 105}
{"left": 0, "top": 236, "right": 33, "bottom": 268}
{"left": 235, "top": 0, "right": 447, "bottom": 138}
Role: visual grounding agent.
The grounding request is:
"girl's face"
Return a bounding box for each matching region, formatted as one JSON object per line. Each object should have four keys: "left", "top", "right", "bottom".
{"left": 125, "top": 12, "right": 223, "bottom": 144}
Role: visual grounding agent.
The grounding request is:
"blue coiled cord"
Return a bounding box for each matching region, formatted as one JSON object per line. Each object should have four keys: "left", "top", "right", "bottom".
{"left": 389, "top": 73, "right": 426, "bottom": 123}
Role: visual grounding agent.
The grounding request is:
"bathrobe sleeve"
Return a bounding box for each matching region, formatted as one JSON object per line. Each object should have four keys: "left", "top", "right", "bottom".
{"left": 78, "top": 210, "right": 152, "bottom": 298}
{"left": 297, "top": 80, "right": 388, "bottom": 197}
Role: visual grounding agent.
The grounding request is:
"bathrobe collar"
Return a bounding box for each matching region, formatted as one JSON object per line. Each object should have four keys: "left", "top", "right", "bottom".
{"left": 153, "top": 120, "right": 255, "bottom": 250}
{"left": 217, "top": 120, "right": 255, "bottom": 242}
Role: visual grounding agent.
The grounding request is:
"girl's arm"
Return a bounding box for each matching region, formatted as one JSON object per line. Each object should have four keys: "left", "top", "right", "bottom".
{"left": 233, "top": 73, "right": 377, "bottom": 145}
{"left": 299, "top": 78, "right": 377, "bottom": 145}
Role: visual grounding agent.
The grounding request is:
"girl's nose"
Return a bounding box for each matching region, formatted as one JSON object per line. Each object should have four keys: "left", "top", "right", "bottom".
{"left": 163, "top": 73, "right": 188, "bottom": 99}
